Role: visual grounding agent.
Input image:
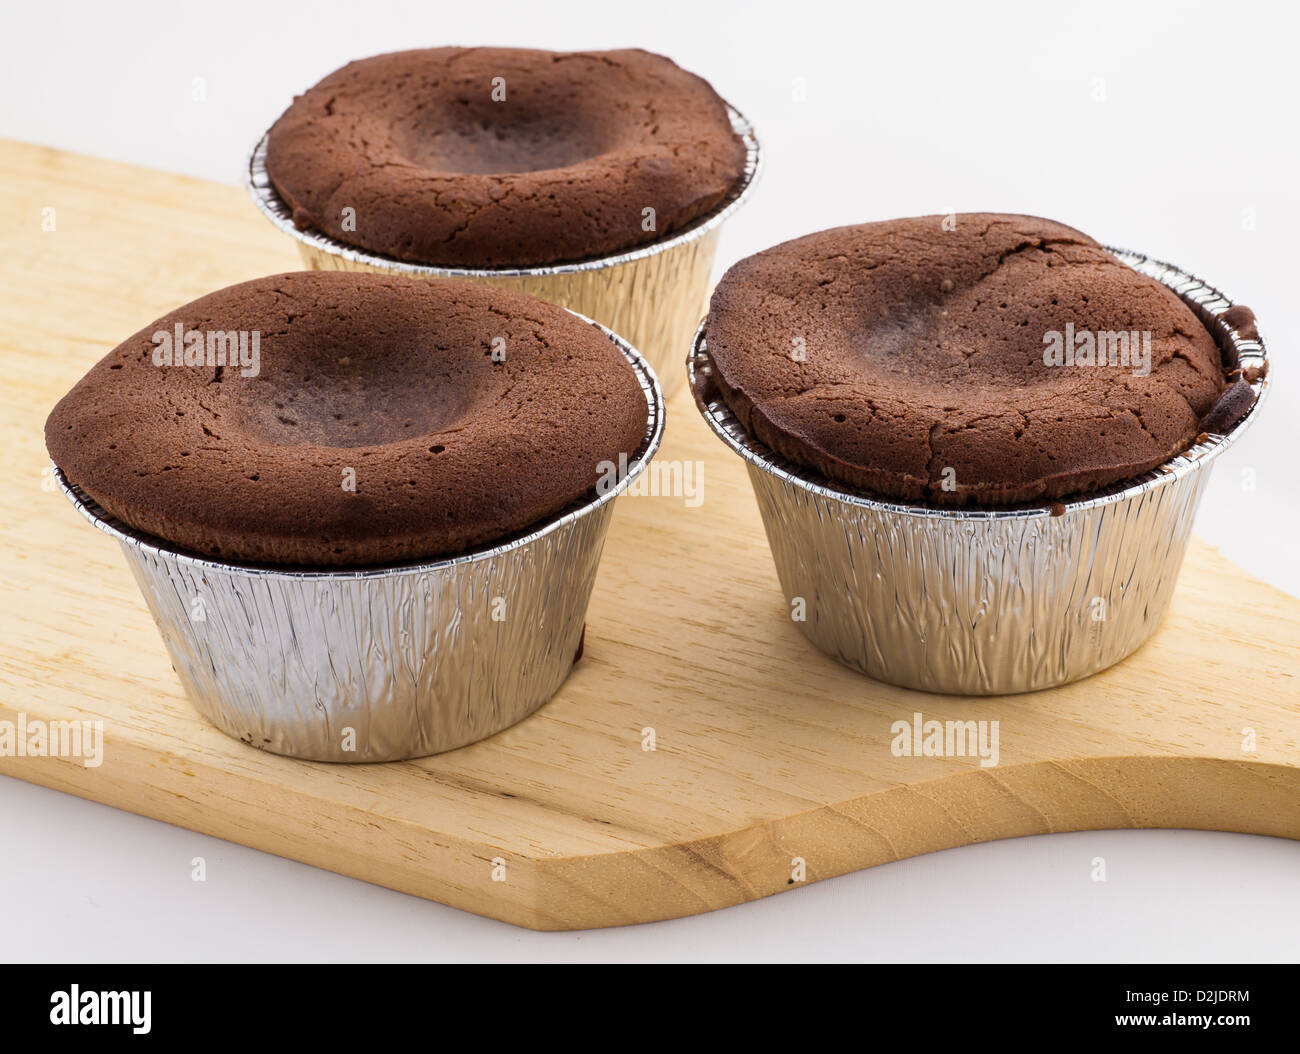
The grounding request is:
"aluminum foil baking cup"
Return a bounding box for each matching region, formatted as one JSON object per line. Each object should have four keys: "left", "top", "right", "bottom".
{"left": 246, "top": 104, "right": 761, "bottom": 400}
{"left": 56, "top": 324, "right": 664, "bottom": 762}
{"left": 690, "top": 249, "right": 1271, "bottom": 695}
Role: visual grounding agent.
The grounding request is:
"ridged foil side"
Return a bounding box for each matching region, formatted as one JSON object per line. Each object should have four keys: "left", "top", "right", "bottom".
{"left": 247, "top": 106, "right": 762, "bottom": 400}
{"left": 59, "top": 325, "right": 665, "bottom": 761}
{"left": 115, "top": 500, "right": 615, "bottom": 760}
{"left": 691, "top": 249, "right": 1270, "bottom": 695}
{"left": 745, "top": 461, "right": 1210, "bottom": 693}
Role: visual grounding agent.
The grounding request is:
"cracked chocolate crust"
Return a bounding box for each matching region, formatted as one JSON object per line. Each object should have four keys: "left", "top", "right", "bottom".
{"left": 46, "top": 272, "right": 649, "bottom": 566}
{"left": 703, "top": 214, "right": 1235, "bottom": 506}
{"left": 264, "top": 47, "right": 749, "bottom": 268}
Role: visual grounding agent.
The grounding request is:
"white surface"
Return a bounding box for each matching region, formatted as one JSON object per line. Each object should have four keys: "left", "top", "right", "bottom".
{"left": 2, "top": 0, "right": 1297, "bottom": 961}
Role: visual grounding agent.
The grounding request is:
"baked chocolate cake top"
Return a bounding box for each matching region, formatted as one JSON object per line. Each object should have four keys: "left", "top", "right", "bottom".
{"left": 47, "top": 272, "right": 649, "bottom": 566}
{"left": 703, "top": 213, "right": 1245, "bottom": 506}
{"left": 265, "top": 47, "right": 748, "bottom": 268}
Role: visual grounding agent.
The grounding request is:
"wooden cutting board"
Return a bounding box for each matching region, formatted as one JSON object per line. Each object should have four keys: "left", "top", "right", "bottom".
{"left": 1, "top": 138, "right": 1297, "bottom": 930}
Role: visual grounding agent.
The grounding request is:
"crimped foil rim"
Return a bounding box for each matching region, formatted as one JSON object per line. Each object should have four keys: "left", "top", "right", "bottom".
{"left": 690, "top": 247, "right": 1270, "bottom": 522}
{"left": 245, "top": 102, "right": 762, "bottom": 277}
{"left": 55, "top": 316, "right": 665, "bottom": 579}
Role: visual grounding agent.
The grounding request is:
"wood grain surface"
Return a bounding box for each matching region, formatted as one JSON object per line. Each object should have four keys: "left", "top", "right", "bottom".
{"left": 1, "top": 139, "right": 1297, "bottom": 930}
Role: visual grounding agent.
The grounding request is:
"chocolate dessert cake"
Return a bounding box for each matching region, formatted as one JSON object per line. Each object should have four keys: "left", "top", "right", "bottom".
{"left": 703, "top": 213, "right": 1252, "bottom": 506}
{"left": 46, "top": 272, "right": 649, "bottom": 565}
{"left": 264, "top": 47, "right": 748, "bottom": 268}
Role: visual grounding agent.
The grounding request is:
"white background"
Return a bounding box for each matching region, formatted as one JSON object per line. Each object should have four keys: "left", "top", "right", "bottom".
{"left": 2, "top": 0, "right": 1297, "bottom": 962}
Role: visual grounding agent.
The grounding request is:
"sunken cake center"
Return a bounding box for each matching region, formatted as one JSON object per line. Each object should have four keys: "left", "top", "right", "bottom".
{"left": 230, "top": 368, "right": 478, "bottom": 449}
{"left": 396, "top": 104, "right": 616, "bottom": 175}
